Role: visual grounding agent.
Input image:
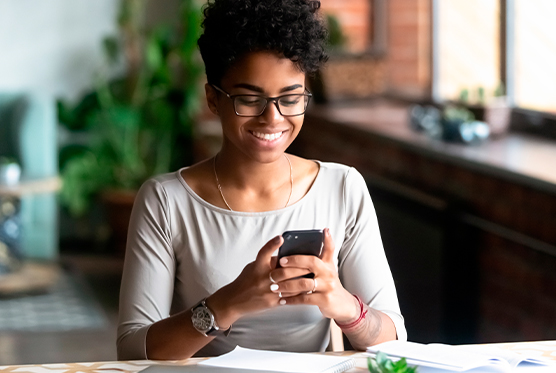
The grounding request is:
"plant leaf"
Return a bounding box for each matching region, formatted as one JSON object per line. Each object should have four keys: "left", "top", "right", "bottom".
{"left": 368, "top": 353, "right": 418, "bottom": 373}
{"left": 367, "top": 357, "right": 383, "bottom": 373}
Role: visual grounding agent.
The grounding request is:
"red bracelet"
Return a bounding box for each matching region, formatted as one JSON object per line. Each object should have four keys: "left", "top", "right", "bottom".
{"left": 335, "top": 294, "right": 368, "bottom": 330}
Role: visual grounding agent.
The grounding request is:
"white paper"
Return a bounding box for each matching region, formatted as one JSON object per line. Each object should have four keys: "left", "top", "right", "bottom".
{"left": 199, "top": 346, "right": 355, "bottom": 373}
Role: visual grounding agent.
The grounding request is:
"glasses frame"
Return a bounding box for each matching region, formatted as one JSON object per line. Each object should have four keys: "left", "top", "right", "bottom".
{"left": 211, "top": 85, "right": 312, "bottom": 117}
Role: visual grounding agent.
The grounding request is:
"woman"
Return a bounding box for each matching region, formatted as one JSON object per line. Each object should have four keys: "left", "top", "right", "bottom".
{"left": 117, "top": 0, "right": 406, "bottom": 360}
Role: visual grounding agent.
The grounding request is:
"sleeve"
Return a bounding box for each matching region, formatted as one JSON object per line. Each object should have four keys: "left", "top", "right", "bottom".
{"left": 338, "top": 168, "right": 407, "bottom": 341}
{"left": 116, "top": 178, "right": 176, "bottom": 360}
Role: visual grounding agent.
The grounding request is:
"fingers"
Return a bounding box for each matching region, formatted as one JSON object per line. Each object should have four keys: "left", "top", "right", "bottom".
{"left": 277, "top": 292, "right": 320, "bottom": 306}
{"left": 320, "top": 228, "right": 335, "bottom": 263}
{"left": 278, "top": 253, "right": 321, "bottom": 276}
{"left": 256, "top": 235, "right": 283, "bottom": 268}
{"left": 269, "top": 276, "right": 316, "bottom": 298}
{"left": 269, "top": 256, "right": 278, "bottom": 269}
{"left": 269, "top": 267, "right": 312, "bottom": 283}
{"left": 264, "top": 230, "right": 336, "bottom": 308}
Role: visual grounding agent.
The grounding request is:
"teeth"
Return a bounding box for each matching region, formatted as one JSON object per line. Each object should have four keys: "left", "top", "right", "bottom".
{"left": 252, "top": 131, "right": 283, "bottom": 141}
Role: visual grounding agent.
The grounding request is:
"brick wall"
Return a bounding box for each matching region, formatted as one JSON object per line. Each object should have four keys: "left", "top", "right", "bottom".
{"left": 319, "top": 0, "right": 432, "bottom": 100}
{"left": 320, "top": 0, "right": 371, "bottom": 53}
{"left": 386, "top": 0, "right": 432, "bottom": 98}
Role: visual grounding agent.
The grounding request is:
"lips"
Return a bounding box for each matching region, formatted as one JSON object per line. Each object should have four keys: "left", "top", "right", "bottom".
{"left": 250, "top": 130, "right": 286, "bottom": 141}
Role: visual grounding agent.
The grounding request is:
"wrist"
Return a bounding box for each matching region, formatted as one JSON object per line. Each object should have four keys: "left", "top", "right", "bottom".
{"left": 205, "top": 290, "right": 237, "bottom": 330}
{"left": 335, "top": 294, "right": 367, "bottom": 331}
{"left": 334, "top": 292, "right": 360, "bottom": 324}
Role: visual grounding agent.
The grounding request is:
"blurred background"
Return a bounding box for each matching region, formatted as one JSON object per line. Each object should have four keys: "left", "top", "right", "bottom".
{"left": 0, "top": 0, "right": 555, "bottom": 366}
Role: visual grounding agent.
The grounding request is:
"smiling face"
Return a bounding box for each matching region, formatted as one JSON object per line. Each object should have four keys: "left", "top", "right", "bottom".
{"left": 206, "top": 51, "right": 307, "bottom": 164}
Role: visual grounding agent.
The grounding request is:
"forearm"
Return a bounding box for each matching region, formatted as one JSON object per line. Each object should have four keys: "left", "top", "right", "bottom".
{"left": 146, "top": 309, "right": 214, "bottom": 360}
{"left": 337, "top": 297, "right": 397, "bottom": 351}
{"left": 145, "top": 287, "right": 240, "bottom": 360}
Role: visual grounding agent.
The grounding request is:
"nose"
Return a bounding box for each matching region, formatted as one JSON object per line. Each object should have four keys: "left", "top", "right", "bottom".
{"left": 260, "top": 99, "right": 284, "bottom": 123}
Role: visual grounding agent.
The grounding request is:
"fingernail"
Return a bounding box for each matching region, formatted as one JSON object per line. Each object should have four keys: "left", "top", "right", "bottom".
{"left": 270, "top": 284, "right": 279, "bottom": 291}
{"left": 280, "top": 258, "right": 288, "bottom": 265}
{"left": 325, "top": 228, "right": 330, "bottom": 236}
{"left": 274, "top": 235, "right": 281, "bottom": 243}
{"left": 279, "top": 299, "right": 286, "bottom": 305}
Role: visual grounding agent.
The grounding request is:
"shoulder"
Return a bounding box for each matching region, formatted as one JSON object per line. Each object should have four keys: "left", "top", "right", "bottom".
{"left": 314, "top": 162, "right": 370, "bottom": 211}
{"left": 136, "top": 170, "right": 185, "bottom": 204}
{"left": 316, "top": 161, "right": 366, "bottom": 187}
{"left": 144, "top": 171, "right": 182, "bottom": 191}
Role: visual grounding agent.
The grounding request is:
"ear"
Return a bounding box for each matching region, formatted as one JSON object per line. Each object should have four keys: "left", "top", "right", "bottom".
{"left": 205, "top": 83, "right": 220, "bottom": 116}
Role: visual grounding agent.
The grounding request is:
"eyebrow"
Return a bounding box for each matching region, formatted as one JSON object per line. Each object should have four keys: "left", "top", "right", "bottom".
{"left": 232, "top": 83, "right": 303, "bottom": 94}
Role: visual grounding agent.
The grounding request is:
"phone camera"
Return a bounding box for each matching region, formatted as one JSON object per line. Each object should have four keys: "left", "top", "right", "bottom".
{"left": 294, "top": 236, "right": 298, "bottom": 239}
{"left": 286, "top": 234, "right": 291, "bottom": 240}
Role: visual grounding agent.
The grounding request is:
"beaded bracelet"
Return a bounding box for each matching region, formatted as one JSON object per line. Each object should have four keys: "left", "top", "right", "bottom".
{"left": 335, "top": 294, "right": 368, "bottom": 331}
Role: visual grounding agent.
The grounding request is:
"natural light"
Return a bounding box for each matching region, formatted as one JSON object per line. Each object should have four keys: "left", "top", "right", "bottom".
{"left": 437, "top": 0, "right": 556, "bottom": 114}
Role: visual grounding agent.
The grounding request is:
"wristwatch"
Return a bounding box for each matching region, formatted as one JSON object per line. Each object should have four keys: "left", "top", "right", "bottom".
{"left": 191, "top": 298, "right": 231, "bottom": 337}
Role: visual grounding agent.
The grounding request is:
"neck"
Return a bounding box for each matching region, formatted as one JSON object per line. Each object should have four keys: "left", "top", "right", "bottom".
{"left": 214, "top": 147, "right": 294, "bottom": 211}
{"left": 215, "top": 147, "right": 291, "bottom": 190}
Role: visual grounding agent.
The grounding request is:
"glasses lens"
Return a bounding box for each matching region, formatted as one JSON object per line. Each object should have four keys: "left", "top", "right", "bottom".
{"left": 233, "top": 94, "right": 310, "bottom": 116}
{"left": 234, "top": 96, "right": 267, "bottom": 116}
{"left": 278, "top": 94, "right": 308, "bottom": 116}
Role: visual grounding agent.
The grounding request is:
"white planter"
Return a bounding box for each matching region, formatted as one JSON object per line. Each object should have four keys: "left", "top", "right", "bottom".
{"left": 0, "top": 163, "right": 22, "bottom": 185}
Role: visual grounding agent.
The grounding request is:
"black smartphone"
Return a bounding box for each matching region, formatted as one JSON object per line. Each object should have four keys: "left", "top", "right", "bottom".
{"left": 276, "top": 229, "right": 324, "bottom": 278}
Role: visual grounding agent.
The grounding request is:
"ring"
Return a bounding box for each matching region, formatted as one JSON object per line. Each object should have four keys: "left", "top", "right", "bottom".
{"left": 278, "top": 292, "right": 282, "bottom": 298}
{"left": 269, "top": 272, "right": 276, "bottom": 283}
{"left": 307, "top": 278, "right": 317, "bottom": 295}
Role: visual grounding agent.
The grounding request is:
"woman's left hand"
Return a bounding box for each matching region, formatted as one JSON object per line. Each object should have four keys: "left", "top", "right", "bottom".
{"left": 269, "top": 228, "right": 359, "bottom": 324}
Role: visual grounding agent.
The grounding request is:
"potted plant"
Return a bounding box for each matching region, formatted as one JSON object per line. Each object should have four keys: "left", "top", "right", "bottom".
{"left": 58, "top": 0, "right": 203, "bottom": 253}
{"left": 458, "top": 84, "right": 511, "bottom": 137}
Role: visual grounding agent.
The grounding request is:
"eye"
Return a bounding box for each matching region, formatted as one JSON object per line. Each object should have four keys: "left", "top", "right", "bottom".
{"left": 279, "top": 95, "right": 302, "bottom": 107}
{"left": 237, "top": 96, "right": 264, "bottom": 106}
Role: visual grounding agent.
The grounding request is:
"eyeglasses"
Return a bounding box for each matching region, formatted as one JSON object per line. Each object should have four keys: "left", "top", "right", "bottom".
{"left": 212, "top": 85, "right": 312, "bottom": 117}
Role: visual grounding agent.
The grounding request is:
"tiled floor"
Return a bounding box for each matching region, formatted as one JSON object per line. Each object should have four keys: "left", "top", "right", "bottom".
{"left": 0, "top": 254, "right": 123, "bottom": 366}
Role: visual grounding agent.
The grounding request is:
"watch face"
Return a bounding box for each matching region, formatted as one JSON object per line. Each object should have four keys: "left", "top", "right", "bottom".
{"left": 192, "top": 306, "right": 214, "bottom": 333}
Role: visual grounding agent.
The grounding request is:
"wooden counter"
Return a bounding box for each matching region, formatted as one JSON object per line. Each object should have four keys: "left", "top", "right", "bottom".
{"left": 1, "top": 341, "right": 555, "bottom": 373}
{"left": 291, "top": 99, "right": 556, "bottom": 344}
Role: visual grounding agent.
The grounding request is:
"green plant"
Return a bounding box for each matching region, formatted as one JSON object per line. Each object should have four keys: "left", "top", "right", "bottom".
{"left": 443, "top": 105, "right": 475, "bottom": 123}
{"left": 457, "top": 83, "right": 506, "bottom": 106}
{"left": 325, "top": 13, "right": 347, "bottom": 51}
{"left": 368, "top": 352, "right": 418, "bottom": 373}
{"left": 0, "top": 156, "right": 18, "bottom": 166}
{"left": 58, "top": 0, "right": 203, "bottom": 216}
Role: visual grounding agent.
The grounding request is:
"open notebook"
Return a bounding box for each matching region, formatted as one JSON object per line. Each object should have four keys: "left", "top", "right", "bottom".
{"left": 141, "top": 346, "right": 355, "bottom": 373}
{"left": 367, "top": 341, "right": 556, "bottom": 372}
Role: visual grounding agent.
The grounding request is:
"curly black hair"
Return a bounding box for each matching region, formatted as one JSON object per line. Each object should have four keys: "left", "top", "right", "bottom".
{"left": 198, "top": 0, "right": 328, "bottom": 85}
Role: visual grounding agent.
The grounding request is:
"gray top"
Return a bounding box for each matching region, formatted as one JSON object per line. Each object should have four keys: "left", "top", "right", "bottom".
{"left": 117, "top": 161, "right": 406, "bottom": 360}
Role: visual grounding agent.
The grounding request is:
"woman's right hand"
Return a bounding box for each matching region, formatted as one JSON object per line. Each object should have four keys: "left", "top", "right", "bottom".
{"left": 206, "top": 235, "right": 311, "bottom": 328}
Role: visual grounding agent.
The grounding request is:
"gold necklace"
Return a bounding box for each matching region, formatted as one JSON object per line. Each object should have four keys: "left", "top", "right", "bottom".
{"left": 213, "top": 154, "right": 293, "bottom": 212}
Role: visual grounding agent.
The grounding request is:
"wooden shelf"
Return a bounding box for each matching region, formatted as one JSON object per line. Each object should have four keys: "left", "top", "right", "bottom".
{"left": 0, "top": 262, "right": 60, "bottom": 296}
{"left": 0, "top": 176, "right": 61, "bottom": 197}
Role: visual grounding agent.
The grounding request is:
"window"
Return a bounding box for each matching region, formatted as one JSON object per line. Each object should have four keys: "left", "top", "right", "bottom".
{"left": 433, "top": 0, "right": 556, "bottom": 116}
{"left": 513, "top": 0, "right": 556, "bottom": 114}
{"left": 434, "top": 0, "right": 500, "bottom": 104}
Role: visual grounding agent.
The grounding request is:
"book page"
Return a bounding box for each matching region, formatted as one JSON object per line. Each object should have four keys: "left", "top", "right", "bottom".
{"left": 199, "top": 346, "right": 355, "bottom": 373}
{"left": 454, "top": 344, "right": 556, "bottom": 369}
{"left": 368, "top": 341, "right": 510, "bottom": 371}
